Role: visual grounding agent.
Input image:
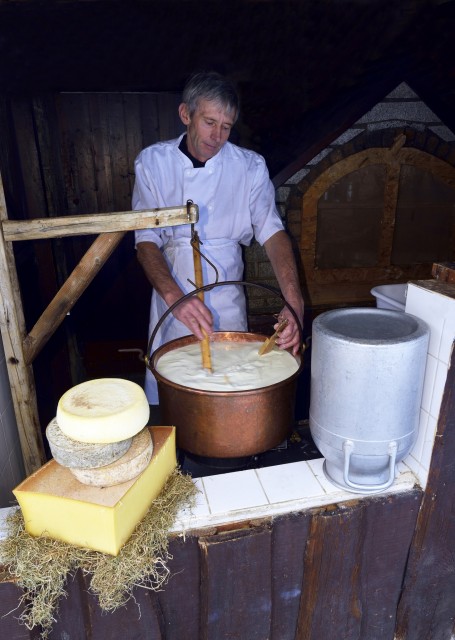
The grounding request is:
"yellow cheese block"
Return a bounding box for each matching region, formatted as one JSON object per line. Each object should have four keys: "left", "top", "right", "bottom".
{"left": 56, "top": 378, "right": 150, "bottom": 444}
{"left": 13, "top": 427, "right": 176, "bottom": 556}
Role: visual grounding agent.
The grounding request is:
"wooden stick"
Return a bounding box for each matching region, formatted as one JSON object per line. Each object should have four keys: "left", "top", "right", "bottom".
{"left": 191, "top": 232, "right": 212, "bottom": 372}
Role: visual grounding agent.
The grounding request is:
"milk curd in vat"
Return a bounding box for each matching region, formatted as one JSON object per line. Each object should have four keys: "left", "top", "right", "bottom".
{"left": 155, "top": 341, "right": 299, "bottom": 391}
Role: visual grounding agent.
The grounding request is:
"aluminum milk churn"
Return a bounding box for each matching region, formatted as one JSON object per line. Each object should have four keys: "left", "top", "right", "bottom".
{"left": 309, "top": 308, "right": 430, "bottom": 494}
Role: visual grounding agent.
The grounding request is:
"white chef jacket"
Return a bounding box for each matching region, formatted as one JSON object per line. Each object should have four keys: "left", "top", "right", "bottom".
{"left": 133, "top": 135, "right": 284, "bottom": 404}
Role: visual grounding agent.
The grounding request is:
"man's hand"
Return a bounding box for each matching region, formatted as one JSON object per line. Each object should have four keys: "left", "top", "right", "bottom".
{"left": 137, "top": 241, "right": 214, "bottom": 340}
{"left": 171, "top": 296, "right": 214, "bottom": 340}
{"left": 263, "top": 231, "right": 305, "bottom": 357}
{"left": 273, "top": 305, "right": 303, "bottom": 356}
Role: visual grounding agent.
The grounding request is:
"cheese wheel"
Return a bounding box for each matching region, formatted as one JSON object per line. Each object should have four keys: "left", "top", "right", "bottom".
{"left": 46, "top": 418, "right": 133, "bottom": 469}
{"left": 69, "top": 428, "right": 154, "bottom": 487}
{"left": 56, "top": 378, "right": 150, "bottom": 444}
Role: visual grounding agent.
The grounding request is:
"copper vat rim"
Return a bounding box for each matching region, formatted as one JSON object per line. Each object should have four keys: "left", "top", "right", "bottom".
{"left": 149, "top": 331, "right": 303, "bottom": 397}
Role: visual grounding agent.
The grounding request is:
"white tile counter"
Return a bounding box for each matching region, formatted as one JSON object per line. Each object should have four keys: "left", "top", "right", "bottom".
{"left": 170, "top": 459, "right": 417, "bottom": 534}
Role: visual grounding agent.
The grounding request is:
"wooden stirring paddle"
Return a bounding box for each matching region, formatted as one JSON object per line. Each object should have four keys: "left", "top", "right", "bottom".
{"left": 191, "top": 231, "right": 212, "bottom": 372}
{"left": 258, "top": 318, "right": 289, "bottom": 356}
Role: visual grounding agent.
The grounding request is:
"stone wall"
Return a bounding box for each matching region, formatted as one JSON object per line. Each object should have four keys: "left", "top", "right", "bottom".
{"left": 245, "top": 82, "right": 455, "bottom": 316}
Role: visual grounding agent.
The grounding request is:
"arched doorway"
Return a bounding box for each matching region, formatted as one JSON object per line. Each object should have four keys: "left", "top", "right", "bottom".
{"left": 299, "top": 135, "right": 455, "bottom": 307}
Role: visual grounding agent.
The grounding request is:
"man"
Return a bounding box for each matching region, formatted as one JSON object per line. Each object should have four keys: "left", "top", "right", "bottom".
{"left": 133, "top": 71, "right": 304, "bottom": 405}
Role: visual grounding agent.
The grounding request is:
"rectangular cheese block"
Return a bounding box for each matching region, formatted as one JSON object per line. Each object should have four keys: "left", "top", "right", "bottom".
{"left": 13, "top": 427, "right": 176, "bottom": 556}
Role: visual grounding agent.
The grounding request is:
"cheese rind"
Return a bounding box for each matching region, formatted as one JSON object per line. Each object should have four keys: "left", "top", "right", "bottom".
{"left": 56, "top": 378, "right": 150, "bottom": 444}
{"left": 70, "top": 428, "right": 153, "bottom": 486}
{"left": 46, "top": 418, "right": 133, "bottom": 469}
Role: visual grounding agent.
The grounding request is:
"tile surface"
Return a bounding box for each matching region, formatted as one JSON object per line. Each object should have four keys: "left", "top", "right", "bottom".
{"left": 411, "top": 409, "right": 429, "bottom": 462}
{"left": 257, "top": 460, "right": 323, "bottom": 504}
{"left": 420, "top": 354, "right": 437, "bottom": 415}
{"left": 404, "top": 282, "right": 454, "bottom": 488}
{"left": 421, "top": 415, "right": 438, "bottom": 471}
{"left": 430, "top": 361, "right": 449, "bottom": 420}
{"left": 173, "top": 477, "right": 211, "bottom": 530}
{"left": 202, "top": 469, "right": 268, "bottom": 514}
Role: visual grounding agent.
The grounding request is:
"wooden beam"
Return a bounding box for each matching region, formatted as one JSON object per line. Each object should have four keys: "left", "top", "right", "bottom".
{"left": 23, "top": 232, "right": 125, "bottom": 365}
{"left": 378, "top": 159, "right": 400, "bottom": 267}
{"left": 19, "top": 204, "right": 198, "bottom": 363}
{"left": 2, "top": 205, "right": 199, "bottom": 241}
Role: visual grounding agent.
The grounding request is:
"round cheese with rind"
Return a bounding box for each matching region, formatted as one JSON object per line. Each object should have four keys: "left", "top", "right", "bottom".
{"left": 56, "top": 378, "right": 150, "bottom": 444}
{"left": 69, "top": 428, "right": 154, "bottom": 487}
{"left": 46, "top": 418, "right": 133, "bottom": 469}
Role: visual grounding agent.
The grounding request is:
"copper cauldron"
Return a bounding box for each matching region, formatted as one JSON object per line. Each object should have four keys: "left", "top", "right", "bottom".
{"left": 146, "top": 281, "right": 303, "bottom": 459}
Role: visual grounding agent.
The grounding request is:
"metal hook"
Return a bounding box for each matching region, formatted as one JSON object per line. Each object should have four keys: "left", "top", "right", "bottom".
{"left": 188, "top": 202, "right": 219, "bottom": 288}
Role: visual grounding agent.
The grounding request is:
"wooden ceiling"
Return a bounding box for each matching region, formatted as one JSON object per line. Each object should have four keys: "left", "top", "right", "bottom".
{"left": 0, "top": 0, "right": 454, "bottom": 179}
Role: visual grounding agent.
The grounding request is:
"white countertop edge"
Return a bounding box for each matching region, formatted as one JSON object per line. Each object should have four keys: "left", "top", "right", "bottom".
{"left": 170, "top": 469, "right": 418, "bottom": 534}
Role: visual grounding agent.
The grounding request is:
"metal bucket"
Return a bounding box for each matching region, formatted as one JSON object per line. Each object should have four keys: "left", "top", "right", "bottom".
{"left": 309, "top": 308, "right": 429, "bottom": 494}
{"left": 146, "top": 281, "right": 303, "bottom": 458}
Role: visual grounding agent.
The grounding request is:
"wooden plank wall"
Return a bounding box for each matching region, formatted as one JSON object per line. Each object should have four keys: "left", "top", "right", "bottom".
{"left": 395, "top": 341, "right": 455, "bottom": 639}
{"left": 0, "top": 92, "right": 184, "bottom": 426}
{"left": 0, "top": 490, "right": 421, "bottom": 640}
{"left": 2, "top": 92, "right": 183, "bottom": 220}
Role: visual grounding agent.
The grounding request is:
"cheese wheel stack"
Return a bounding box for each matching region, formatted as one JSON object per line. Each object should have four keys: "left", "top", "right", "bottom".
{"left": 46, "top": 378, "right": 152, "bottom": 487}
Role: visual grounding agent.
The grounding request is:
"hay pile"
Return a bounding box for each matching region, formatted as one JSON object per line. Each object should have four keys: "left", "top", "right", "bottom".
{"left": 1, "top": 468, "right": 197, "bottom": 638}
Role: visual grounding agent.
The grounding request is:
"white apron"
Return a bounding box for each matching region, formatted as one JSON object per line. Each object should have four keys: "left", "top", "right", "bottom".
{"left": 134, "top": 138, "right": 285, "bottom": 404}
{"left": 145, "top": 237, "right": 247, "bottom": 404}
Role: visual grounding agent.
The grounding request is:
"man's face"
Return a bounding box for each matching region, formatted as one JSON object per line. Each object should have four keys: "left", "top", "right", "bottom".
{"left": 179, "top": 99, "right": 236, "bottom": 163}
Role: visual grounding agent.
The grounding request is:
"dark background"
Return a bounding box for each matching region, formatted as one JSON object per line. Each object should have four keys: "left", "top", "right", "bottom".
{"left": 1, "top": 0, "right": 454, "bottom": 180}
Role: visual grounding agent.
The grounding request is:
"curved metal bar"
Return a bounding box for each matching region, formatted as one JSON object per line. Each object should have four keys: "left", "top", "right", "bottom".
{"left": 145, "top": 280, "right": 303, "bottom": 367}
{"left": 188, "top": 236, "right": 220, "bottom": 288}
{"left": 188, "top": 199, "right": 219, "bottom": 286}
{"left": 342, "top": 439, "right": 398, "bottom": 492}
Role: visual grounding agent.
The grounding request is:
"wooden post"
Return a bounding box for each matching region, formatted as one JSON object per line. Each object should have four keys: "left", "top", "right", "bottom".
{"left": 0, "top": 174, "right": 46, "bottom": 473}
